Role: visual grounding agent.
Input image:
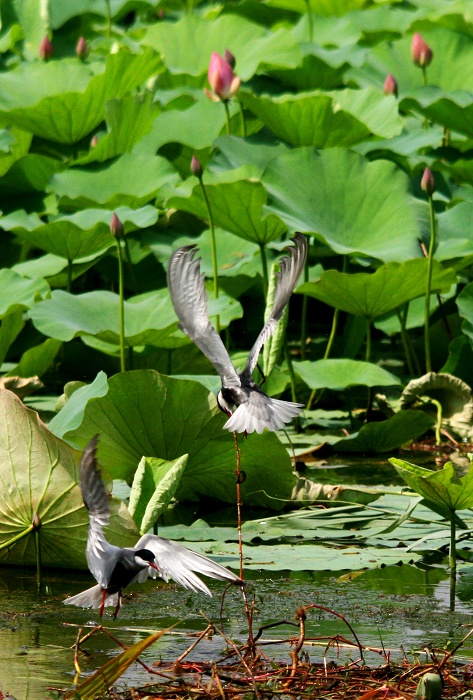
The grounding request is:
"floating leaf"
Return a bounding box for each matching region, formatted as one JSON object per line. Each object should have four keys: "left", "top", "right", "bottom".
{"left": 0, "top": 389, "right": 137, "bottom": 568}
{"left": 129, "top": 455, "right": 188, "bottom": 534}
{"left": 62, "top": 370, "right": 295, "bottom": 509}
{"left": 333, "top": 411, "right": 435, "bottom": 453}
{"left": 262, "top": 148, "right": 421, "bottom": 262}
{"left": 294, "top": 359, "right": 402, "bottom": 390}
{"left": 298, "top": 260, "right": 456, "bottom": 319}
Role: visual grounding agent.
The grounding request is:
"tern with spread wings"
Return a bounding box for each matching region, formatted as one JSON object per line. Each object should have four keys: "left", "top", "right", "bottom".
{"left": 167, "top": 233, "right": 308, "bottom": 434}
{"left": 64, "top": 437, "right": 243, "bottom": 618}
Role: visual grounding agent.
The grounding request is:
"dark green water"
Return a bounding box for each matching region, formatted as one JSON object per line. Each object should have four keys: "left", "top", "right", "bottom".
{"left": 1, "top": 563, "right": 472, "bottom": 699}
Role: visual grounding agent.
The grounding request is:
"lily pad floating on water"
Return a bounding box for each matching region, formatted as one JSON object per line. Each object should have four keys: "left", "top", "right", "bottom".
{"left": 0, "top": 388, "right": 137, "bottom": 569}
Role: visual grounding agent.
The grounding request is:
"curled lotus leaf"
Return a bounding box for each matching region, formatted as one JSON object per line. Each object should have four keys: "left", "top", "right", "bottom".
{"left": 400, "top": 372, "right": 472, "bottom": 420}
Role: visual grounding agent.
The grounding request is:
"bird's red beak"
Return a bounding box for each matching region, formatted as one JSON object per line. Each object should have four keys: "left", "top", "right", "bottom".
{"left": 149, "top": 562, "right": 160, "bottom": 572}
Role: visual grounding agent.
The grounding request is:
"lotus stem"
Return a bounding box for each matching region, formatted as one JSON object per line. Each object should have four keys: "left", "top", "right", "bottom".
{"left": 198, "top": 174, "right": 220, "bottom": 333}
{"left": 123, "top": 236, "right": 138, "bottom": 295}
{"left": 306, "top": 306, "right": 340, "bottom": 411}
{"left": 397, "top": 305, "right": 415, "bottom": 376}
{"left": 115, "top": 237, "right": 126, "bottom": 373}
{"left": 259, "top": 243, "right": 269, "bottom": 298}
{"left": 34, "top": 514, "right": 42, "bottom": 594}
{"left": 0, "top": 524, "right": 34, "bottom": 553}
{"left": 223, "top": 100, "right": 231, "bottom": 136}
{"left": 233, "top": 431, "right": 244, "bottom": 580}
{"left": 300, "top": 251, "right": 310, "bottom": 360}
{"left": 304, "top": 0, "right": 314, "bottom": 42}
{"left": 424, "top": 192, "right": 436, "bottom": 373}
{"left": 105, "top": 0, "right": 111, "bottom": 38}
{"left": 431, "top": 397, "right": 443, "bottom": 445}
{"left": 365, "top": 317, "right": 372, "bottom": 363}
{"left": 449, "top": 507, "right": 456, "bottom": 612}
{"left": 238, "top": 98, "right": 247, "bottom": 138}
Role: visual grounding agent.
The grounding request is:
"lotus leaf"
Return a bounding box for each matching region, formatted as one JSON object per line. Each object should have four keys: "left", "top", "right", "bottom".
{"left": 333, "top": 410, "right": 435, "bottom": 453}
{"left": 294, "top": 359, "right": 402, "bottom": 390}
{"left": 0, "top": 389, "right": 137, "bottom": 568}
{"left": 62, "top": 370, "right": 295, "bottom": 509}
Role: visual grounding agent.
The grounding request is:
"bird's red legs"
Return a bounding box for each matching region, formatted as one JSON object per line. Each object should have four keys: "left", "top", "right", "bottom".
{"left": 99, "top": 589, "right": 107, "bottom": 617}
{"left": 112, "top": 592, "right": 122, "bottom": 619}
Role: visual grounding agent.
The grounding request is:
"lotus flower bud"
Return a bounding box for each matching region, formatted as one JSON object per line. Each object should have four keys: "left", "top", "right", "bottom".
{"left": 204, "top": 52, "right": 241, "bottom": 102}
{"left": 32, "top": 513, "right": 41, "bottom": 530}
{"left": 90, "top": 134, "right": 99, "bottom": 148}
{"left": 191, "top": 155, "right": 203, "bottom": 178}
{"left": 383, "top": 74, "right": 398, "bottom": 97}
{"left": 76, "top": 36, "right": 89, "bottom": 60}
{"left": 411, "top": 33, "right": 433, "bottom": 67}
{"left": 110, "top": 212, "right": 124, "bottom": 239}
{"left": 224, "top": 49, "right": 236, "bottom": 69}
{"left": 39, "top": 36, "right": 53, "bottom": 61}
{"left": 421, "top": 167, "right": 436, "bottom": 195}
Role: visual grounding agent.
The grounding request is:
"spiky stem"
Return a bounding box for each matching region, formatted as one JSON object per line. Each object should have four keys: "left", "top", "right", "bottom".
{"left": 424, "top": 193, "right": 436, "bottom": 373}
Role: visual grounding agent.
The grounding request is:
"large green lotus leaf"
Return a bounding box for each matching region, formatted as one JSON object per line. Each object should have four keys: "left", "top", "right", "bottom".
{"left": 0, "top": 50, "right": 163, "bottom": 143}
{"left": 0, "top": 389, "right": 138, "bottom": 569}
{"left": 400, "top": 88, "right": 473, "bottom": 138}
{"left": 267, "top": 0, "right": 368, "bottom": 15}
{"left": 355, "top": 118, "right": 445, "bottom": 162}
{"left": 262, "top": 148, "right": 421, "bottom": 262}
{"left": 50, "top": 0, "right": 157, "bottom": 28}
{"left": 334, "top": 411, "right": 435, "bottom": 454}
{"left": 0, "top": 205, "right": 157, "bottom": 260}
{"left": 134, "top": 97, "right": 229, "bottom": 155}
{"left": 0, "top": 154, "right": 65, "bottom": 197}
{"left": 163, "top": 170, "right": 287, "bottom": 245}
{"left": 6, "top": 338, "right": 62, "bottom": 379}
{"left": 240, "top": 88, "right": 401, "bottom": 147}
{"left": 294, "top": 359, "right": 402, "bottom": 390}
{"left": 77, "top": 94, "right": 160, "bottom": 165}
{"left": 449, "top": 158, "right": 473, "bottom": 187}
{"left": 0, "top": 127, "right": 31, "bottom": 178}
{"left": 129, "top": 455, "right": 188, "bottom": 534}
{"left": 48, "top": 154, "right": 178, "bottom": 210}
{"left": 390, "top": 459, "right": 473, "bottom": 513}
{"left": 435, "top": 203, "right": 473, "bottom": 261}
{"left": 142, "top": 14, "right": 301, "bottom": 80}
{"left": 0, "top": 269, "right": 49, "bottom": 316}
{"left": 63, "top": 370, "right": 295, "bottom": 509}
{"left": 29, "top": 289, "right": 178, "bottom": 347}
{"left": 48, "top": 371, "right": 110, "bottom": 441}
{"left": 212, "top": 135, "right": 291, "bottom": 176}
{"left": 349, "top": 28, "right": 473, "bottom": 96}
{"left": 298, "top": 259, "right": 456, "bottom": 319}
{"left": 456, "top": 282, "right": 473, "bottom": 345}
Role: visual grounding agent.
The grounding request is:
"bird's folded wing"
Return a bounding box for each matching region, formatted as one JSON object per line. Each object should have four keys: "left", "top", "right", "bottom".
{"left": 135, "top": 534, "right": 242, "bottom": 596}
{"left": 167, "top": 246, "right": 241, "bottom": 390}
{"left": 243, "top": 233, "right": 308, "bottom": 378}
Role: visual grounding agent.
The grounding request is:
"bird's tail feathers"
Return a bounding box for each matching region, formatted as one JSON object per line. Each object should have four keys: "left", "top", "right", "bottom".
{"left": 64, "top": 584, "right": 118, "bottom": 609}
{"left": 223, "top": 397, "right": 303, "bottom": 434}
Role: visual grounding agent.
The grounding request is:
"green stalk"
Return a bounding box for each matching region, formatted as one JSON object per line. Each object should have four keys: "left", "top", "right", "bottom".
{"left": 33, "top": 514, "right": 42, "bottom": 594}
{"left": 105, "top": 0, "right": 111, "bottom": 38}
{"left": 199, "top": 175, "right": 220, "bottom": 333}
{"left": 449, "top": 508, "right": 456, "bottom": 612}
{"left": 115, "top": 237, "right": 126, "bottom": 373}
{"left": 238, "top": 98, "right": 247, "bottom": 138}
{"left": 123, "top": 235, "right": 138, "bottom": 295}
{"left": 223, "top": 100, "right": 232, "bottom": 135}
{"left": 424, "top": 193, "right": 436, "bottom": 373}
{"left": 285, "top": 343, "right": 300, "bottom": 431}
{"left": 431, "top": 397, "right": 443, "bottom": 445}
{"left": 259, "top": 243, "right": 269, "bottom": 298}
{"left": 304, "top": 0, "right": 314, "bottom": 42}
{"left": 422, "top": 67, "right": 428, "bottom": 129}
{"left": 300, "top": 252, "right": 310, "bottom": 361}
{"left": 397, "top": 305, "right": 415, "bottom": 376}
{"left": 365, "top": 317, "right": 372, "bottom": 363}
{"left": 0, "top": 524, "right": 34, "bottom": 553}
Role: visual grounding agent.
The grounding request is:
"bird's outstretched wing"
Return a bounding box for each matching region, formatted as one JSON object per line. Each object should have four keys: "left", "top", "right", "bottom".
{"left": 135, "top": 534, "right": 243, "bottom": 596}
{"left": 243, "top": 233, "right": 308, "bottom": 379}
{"left": 167, "top": 246, "right": 241, "bottom": 390}
{"left": 80, "top": 436, "right": 122, "bottom": 589}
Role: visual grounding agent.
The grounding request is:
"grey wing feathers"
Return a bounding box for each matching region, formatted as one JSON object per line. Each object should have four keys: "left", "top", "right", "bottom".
{"left": 223, "top": 395, "right": 303, "bottom": 434}
{"left": 64, "top": 584, "right": 119, "bottom": 610}
{"left": 80, "top": 436, "right": 121, "bottom": 589}
{"left": 135, "top": 534, "right": 242, "bottom": 596}
{"left": 244, "top": 233, "right": 308, "bottom": 377}
{"left": 167, "top": 246, "right": 241, "bottom": 390}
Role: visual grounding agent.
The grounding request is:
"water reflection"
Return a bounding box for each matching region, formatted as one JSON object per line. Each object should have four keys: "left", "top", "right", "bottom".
{"left": 0, "top": 564, "right": 472, "bottom": 699}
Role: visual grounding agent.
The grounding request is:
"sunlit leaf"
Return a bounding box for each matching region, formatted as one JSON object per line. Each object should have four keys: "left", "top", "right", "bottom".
{"left": 390, "top": 459, "right": 473, "bottom": 513}
{"left": 334, "top": 411, "right": 435, "bottom": 453}
{"left": 294, "top": 359, "right": 402, "bottom": 390}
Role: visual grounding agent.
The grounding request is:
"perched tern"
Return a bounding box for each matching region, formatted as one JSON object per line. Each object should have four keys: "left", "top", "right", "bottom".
{"left": 167, "top": 233, "right": 308, "bottom": 434}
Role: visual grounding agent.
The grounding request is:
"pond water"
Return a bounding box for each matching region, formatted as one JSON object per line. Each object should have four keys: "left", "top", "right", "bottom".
{"left": 1, "top": 561, "right": 472, "bottom": 699}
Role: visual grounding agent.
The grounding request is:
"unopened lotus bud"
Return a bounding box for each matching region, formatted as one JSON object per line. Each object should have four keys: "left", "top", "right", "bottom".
{"left": 39, "top": 36, "right": 53, "bottom": 61}
{"left": 158, "top": 9, "right": 165, "bottom": 19}
{"left": 90, "top": 134, "right": 99, "bottom": 148}
{"left": 110, "top": 212, "right": 124, "bottom": 239}
{"left": 205, "top": 52, "right": 241, "bottom": 102}
{"left": 32, "top": 513, "right": 41, "bottom": 530}
{"left": 383, "top": 73, "right": 398, "bottom": 97}
{"left": 421, "top": 167, "right": 436, "bottom": 195}
{"left": 411, "top": 32, "right": 433, "bottom": 67}
{"left": 76, "top": 36, "right": 89, "bottom": 60}
{"left": 191, "top": 155, "right": 203, "bottom": 178}
{"left": 224, "top": 49, "right": 236, "bottom": 69}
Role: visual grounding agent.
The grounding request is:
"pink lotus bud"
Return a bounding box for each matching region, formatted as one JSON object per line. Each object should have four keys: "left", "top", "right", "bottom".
{"left": 224, "top": 49, "right": 236, "bottom": 69}
{"left": 411, "top": 33, "right": 433, "bottom": 67}
{"left": 39, "top": 36, "right": 53, "bottom": 61}
{"left": 76, "top": 36, "right": 89, "bottom": 60}
{"left": 90, "top": 134, "right": 99, "bottom": 148}
{"left": 110, "top": 212, "right": 124, "bottom": 239}
{"left": 421, "top": 167, "right": 436, "bottom": 195}
{"left": 383, "top": 74, "right": 398, "bottom": 97}
{"left": 205, "top": 52, "right": 241, "bottom": 102}
{"left": 191, "top": 155, "right": 203, "bottom": 178}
